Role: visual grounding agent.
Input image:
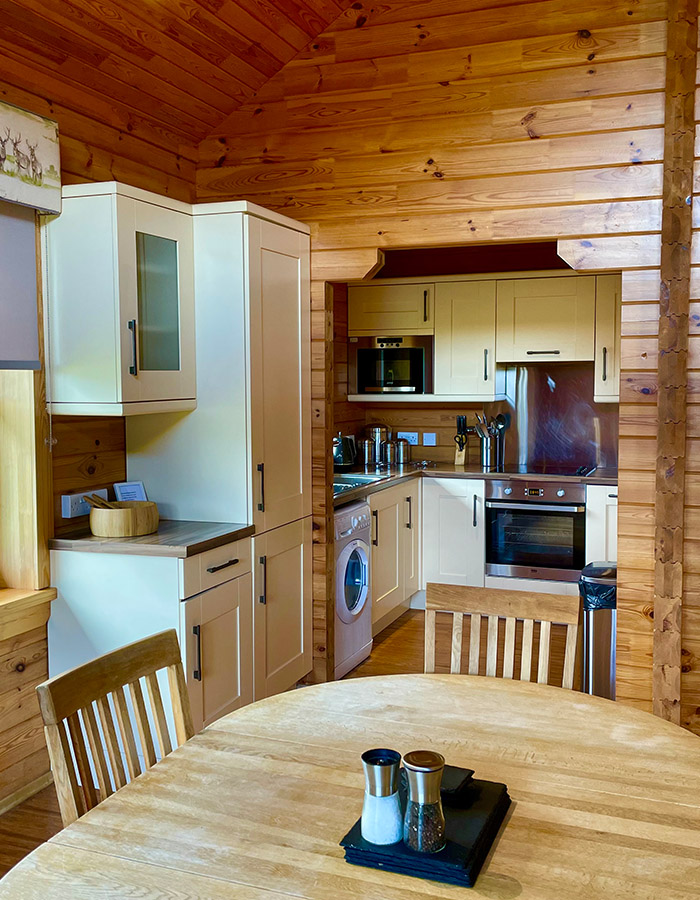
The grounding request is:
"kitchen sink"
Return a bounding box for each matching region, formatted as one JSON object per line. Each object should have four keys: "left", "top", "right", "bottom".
{"left": 333, "top": 472, "right": 391, "bottom": 494}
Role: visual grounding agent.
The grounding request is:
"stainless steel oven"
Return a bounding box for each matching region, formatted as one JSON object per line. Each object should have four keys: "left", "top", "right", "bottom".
{"left": 349, "top": 335, "right": 433, "bottom": 395}
{"left": 485, "top": 480, "right": 586, "bottom": 582}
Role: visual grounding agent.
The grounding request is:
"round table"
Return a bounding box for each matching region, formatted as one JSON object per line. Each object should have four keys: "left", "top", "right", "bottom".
{"left": 2, "top": 674, "right": 700, "bottom": 898}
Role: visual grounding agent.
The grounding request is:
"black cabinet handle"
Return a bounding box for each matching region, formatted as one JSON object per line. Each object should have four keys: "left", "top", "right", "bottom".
{"left": 128, "top": 319, "right": 138, "bottom": 375}
{"left": 423, "top": 290, "right": 428, "bottom": 322}
{"left": 192, "top": 624, "right": 202, "bottom": 681}
{"left": 259, "top": 555, "right": 267, "bottom": 604}
{"left": 602, "top": 346, "right": 608, "bottom": 382}
{"left": 372, "top": 509, "right": 379, "bottom": 546}
{"left": 526, "top": 350, "right": 560, "bottom": 355}
{"left": 473, "top": 494, "right": 478, "bottom": 528}
{"left": 257, "top": 463, "right": 265, "bottom": 512}
{"left": 206, "top": 558, "right": 239, "bottom": 574}
{"left": 406, "top": 496, "right": 412, "bottom": 529}
{"left": 483, "top": 348, "right": 488, "bottom": 381}
{"left": 608, "top": 493, "right": 618, "bottom": 499}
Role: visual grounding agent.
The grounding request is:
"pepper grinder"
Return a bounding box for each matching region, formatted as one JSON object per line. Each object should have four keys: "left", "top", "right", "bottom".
{"left": 403, "top": 750, "right": 446, "bottom": 853}
{"left": 361, "top": 748, "right": 402, "bottom": 845}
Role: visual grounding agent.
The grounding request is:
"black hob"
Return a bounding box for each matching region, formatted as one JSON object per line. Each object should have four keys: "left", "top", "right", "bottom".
{"left": 498, "top": 464, "right": 597, "bottom": 477}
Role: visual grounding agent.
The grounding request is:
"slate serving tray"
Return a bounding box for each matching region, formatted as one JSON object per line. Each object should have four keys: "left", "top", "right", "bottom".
{"left": 340, "top": 766, "right": 510, "bottom": 889}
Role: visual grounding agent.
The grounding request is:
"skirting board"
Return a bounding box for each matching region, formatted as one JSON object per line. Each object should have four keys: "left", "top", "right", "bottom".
{"left": 0, "top": 771, "right": 53, "bottom": 817}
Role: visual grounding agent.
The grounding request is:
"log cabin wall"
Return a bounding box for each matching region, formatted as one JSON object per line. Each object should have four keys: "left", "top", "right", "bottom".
{"left": 196, "top": 0, "right": 695, "bottom": 721}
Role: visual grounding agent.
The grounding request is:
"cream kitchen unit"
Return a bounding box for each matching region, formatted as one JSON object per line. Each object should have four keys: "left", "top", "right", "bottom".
{"left": 585, "top": 485, "right": 618, "bottom": 563}
{"left": 422, "top": 477, "right": 486, "bottom": 587}
{"left": 43, "top": 183, "right": 196, "bottom": 416}
{"left": 48, "top": 528, "right": 255, "bottom": 735}
{"left": 348, "top": 283, "right": 433, "bottom": 335}
{"left": 369, "top": 481, "right": 420, "bottom": 636}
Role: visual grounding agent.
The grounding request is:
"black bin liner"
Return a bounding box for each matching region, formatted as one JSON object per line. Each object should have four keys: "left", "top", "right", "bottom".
{"left": 579, "top": 562, "right": 617, "bottom": 612}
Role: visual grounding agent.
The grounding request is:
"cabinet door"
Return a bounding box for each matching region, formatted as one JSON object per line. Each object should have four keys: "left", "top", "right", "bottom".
{"left": 118, "top": 197, "right": 195, "bottom": 404}
{"left": 249, "top": 219, "right": 311, "bottom": 533}
{"left": 496, "top": 277, "right": 595, "bottom": 363}
{"left": 585, "top": 485, "right": 618, "bottom": 563}
{"left": 434, "top": 281, "right": 497, "bottom": 396}
{"left": 182, "top": 573, "right": 253, "bottom": 733}
{"left": 594, "top": 275, "right": 621, "bottom": 403}
{"left": 403, "top": 480, "right": 420, "bottom": 599}
{"left": 253, "top": 518, "right": 312, "bottom": 700}
{"left": 348, "top": 284, "right": 433, "bottom": 335}
{"left": 422, "top": 478, "right": 485, "bottom": 587}
{"left": 370, "top": 485, "right": 404, "bottom": 629}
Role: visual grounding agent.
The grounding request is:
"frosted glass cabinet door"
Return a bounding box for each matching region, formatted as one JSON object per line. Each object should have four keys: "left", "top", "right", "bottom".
{"left": 119, "top": 197, "right": 195, "bottom": 404}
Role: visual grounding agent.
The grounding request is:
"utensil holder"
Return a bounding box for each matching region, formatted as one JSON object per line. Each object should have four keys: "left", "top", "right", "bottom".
{"left": 89, "top": 501, "right": 159, "bottom": 537}
{"left": 480, "top": 436, "right": 498, "bottom": 471}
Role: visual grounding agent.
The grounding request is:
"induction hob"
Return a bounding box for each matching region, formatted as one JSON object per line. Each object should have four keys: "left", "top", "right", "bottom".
{"left": 498, "top": 464, "right": 597, "bottom": 477}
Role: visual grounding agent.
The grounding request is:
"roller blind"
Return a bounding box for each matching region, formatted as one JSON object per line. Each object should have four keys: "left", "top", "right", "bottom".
{"left": 0, "top": 200, "right": 39, "bottom": 370}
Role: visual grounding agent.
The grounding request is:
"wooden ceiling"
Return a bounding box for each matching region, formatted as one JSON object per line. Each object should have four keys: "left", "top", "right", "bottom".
{"left": 0, "top": 0, "right": 348, "bottom": 199}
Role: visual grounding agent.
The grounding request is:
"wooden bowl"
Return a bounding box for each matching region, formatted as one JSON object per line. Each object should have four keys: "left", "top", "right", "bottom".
{"left": 89, "top": 501, "right": 159, "bottom": 537}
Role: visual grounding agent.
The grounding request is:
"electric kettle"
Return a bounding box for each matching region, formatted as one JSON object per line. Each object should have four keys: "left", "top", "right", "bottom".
{"left": 333, "top": 432, "right": 357, "bottom": 470}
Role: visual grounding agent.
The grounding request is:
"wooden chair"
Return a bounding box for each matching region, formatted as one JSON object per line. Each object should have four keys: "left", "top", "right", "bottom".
{"left": 36, "top": 629, "right": 194, "bottom": 826}
{"left": 425, "top": 583, "right": 580, "bottom": 690}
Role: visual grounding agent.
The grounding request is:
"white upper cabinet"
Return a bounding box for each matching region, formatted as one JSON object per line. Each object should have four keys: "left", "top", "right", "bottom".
{"left": 594, "top": 275, "right": 621, "bottom": 403}
{"left": 434, "top": 280, "right": 506, "bottom": 399}
{"left": 43, "top": 183, "right": 195, "bottom": 415}
{"left": 348, "top": 283, "right": 433, "bottom": 335}
{"left": 496, "top": 276, "right": 596, "bottom": 363}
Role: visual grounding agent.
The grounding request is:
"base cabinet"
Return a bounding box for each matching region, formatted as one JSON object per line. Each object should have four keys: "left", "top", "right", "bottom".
{"left": 585, "top": 485, "right": 618, "bottom": 563}
{"left": 422, "top": 478, "right": 485, "bottom": 587}
{"left": 183, "top": 573, "right": 253, "bottom": 732}
{"left": 253, "top": 518, "right": 312, "bottom": 700}
{"left": 403, "top": 480, "right": 420, "bottom": 598}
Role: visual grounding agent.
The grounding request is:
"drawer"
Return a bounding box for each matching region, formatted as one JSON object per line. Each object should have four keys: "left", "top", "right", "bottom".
{"left": 179, "top": 538, "right": 252, "bottom": 599}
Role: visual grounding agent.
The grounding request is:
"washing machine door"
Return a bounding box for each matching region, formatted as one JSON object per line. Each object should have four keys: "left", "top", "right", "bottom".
{"left": 337, "top": 539, "right": 370, "bottom": 625}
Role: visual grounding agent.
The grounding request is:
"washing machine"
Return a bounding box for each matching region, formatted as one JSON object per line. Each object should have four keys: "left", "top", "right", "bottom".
{"left": 334, "top": 501, "right": 373, "bottom": 679}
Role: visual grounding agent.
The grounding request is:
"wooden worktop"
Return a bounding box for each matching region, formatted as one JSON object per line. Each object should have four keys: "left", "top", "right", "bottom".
{"left": 48, "top": 520, "right": 254, "bottom": 558}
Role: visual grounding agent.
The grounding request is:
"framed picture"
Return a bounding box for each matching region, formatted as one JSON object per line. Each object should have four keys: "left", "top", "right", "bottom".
{"left": 0, "top": 100, "right": 61, "bottom": 214}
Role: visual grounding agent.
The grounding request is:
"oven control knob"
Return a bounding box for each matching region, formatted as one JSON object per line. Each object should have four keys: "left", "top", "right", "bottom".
{"left": 504, "top": 487, "right": 513, "bottom": 495}
{"left": 557, "top": 489, "right": 565, "bottom": 497}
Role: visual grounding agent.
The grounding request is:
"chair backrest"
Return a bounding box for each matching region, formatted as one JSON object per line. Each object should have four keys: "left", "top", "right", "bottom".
{"left": 425, "top": 583, "right": 580, "bottom": 690}
{"left": 37, "top": 629, "right": 194, "bottom": 826}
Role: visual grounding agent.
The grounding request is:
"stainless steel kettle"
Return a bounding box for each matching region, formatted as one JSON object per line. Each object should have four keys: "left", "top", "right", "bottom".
{"left": 333, "top": 432, "right": 356, "bottom": 470}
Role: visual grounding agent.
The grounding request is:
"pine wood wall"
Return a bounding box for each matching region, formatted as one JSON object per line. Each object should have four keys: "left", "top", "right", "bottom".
{"left": 197, "top": 0, "right": 689, "bottom": 714}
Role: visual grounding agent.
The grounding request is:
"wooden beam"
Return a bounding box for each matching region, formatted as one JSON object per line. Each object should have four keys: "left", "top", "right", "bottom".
{"left": 653, "top": 0, "right": 698, "bottom": 723}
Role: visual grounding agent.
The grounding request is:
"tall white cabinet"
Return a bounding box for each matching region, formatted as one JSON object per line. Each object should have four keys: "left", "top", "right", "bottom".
{"left": 127, "top": 202, "right": 312, "bottom": 700}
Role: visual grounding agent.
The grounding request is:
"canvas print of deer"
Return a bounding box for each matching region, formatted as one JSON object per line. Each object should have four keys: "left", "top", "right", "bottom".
{"left": 0, "top": 101, "right": 60, "bottom": 214}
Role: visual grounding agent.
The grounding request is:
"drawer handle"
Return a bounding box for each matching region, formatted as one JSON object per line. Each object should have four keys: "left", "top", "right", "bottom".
{"left": 526, "top": 349, "right": 560, "bottom": 355}
{"left": 206, "top": 558, "right": 239, "bottom": 574}
{"left": 608, "top": 493, "right": 618, "bottom": 499}
{"left": 192, "top": 624, "right": 202, "bottom": 682}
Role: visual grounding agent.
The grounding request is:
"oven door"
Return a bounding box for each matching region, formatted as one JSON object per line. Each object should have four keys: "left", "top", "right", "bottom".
{"left": 485, "top": 500, "right": 586, "bottom": 582}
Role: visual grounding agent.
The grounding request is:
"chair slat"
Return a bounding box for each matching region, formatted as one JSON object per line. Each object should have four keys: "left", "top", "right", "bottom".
{"left": 537, "top": 620, "right": 552, "bottom": 685}
{"left": 485, "top": 615, "right": 499, "bottom": 677}
{"left": 129, "top": 679, "right": 157, "bottom": 768}
{"left": 424, "top": 610, "right": 436, "bottom": 674}
{"left": 562, "top": 623, "right": 579, "bottom": 690}
{"left": 468, "top": 613, "right": 481, "bottom": 675}
{"left": 81, "top": 703, "right": 113, "bottom": 800}
{"left": 167, "top": 663, "right": 195, "bottom": 744}
{"left": 145, "top": 672, "right": 172, "bottom": 758}
{"left": 502, "top": 617, "right": 516, "bottom": 679}
{"left": 66, "top": 712, "right": 98, "bottom": 811}
{"left": 113, "top": 686, "right": 142, "bottom": 780}
{"left": 44, "top": 722, "right": 82, "bottom": 826}
{"left": 96, "top": 695, "right": 127, "bottom": 790}
{"left": 450, "top": 613, "right": 463, "bottom": 674}
{"left": 520, "top": 619, "right": 534, "bottom": 682}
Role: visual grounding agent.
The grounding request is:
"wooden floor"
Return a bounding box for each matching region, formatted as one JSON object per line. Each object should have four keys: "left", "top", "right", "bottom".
{"left": 345, "top": 608, "right": 425, "bottom": 678}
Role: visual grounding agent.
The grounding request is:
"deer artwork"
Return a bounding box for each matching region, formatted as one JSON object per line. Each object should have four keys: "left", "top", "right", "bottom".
{"left": 11, "top": 133, "right": 32, "bottom": 179}
{"left": 26, "top": 140, "right": 42, "bottom": 184}
{"left": 0, "top": 128, "right": 9, "bottom": 171}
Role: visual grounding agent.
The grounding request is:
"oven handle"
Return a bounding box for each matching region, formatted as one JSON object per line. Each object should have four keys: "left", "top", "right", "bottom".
{"left": 485, "top": 500, "right": 585, "bottom": 514}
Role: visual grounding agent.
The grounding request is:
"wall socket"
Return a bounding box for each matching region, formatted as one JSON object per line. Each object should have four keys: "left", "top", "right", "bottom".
{"left": 397, "top": 431, "right": 419, "bottom": 445}
{"left": 423, "top": 432, "right": 437, "bottom": 446}
{"left": 61, "top": 488, "right": 109, "bottom": 519}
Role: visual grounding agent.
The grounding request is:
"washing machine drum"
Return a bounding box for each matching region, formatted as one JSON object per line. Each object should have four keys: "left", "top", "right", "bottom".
{"left": 337, "top": 539, "right": 369, "bottom": 624}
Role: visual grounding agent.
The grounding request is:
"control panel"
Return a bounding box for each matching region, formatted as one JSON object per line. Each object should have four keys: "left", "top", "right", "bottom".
{"left": 485, "top": 479, "right": 586, "bottom": 504}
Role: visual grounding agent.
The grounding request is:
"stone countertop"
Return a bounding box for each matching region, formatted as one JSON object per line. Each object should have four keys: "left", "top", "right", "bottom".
{"left": 49, "top": 520, "right": 255, "bottom": 559}
{"left": 333, "top": 465, "right": 618, "bottom": 507}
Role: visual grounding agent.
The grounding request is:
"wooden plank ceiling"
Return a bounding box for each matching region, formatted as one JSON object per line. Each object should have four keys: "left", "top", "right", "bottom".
{"left": 0, "top": 0, "right": 348, "bottom": 200}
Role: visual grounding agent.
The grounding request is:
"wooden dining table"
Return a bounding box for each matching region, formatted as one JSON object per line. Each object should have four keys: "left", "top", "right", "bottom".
{"left": 2, "top": 674, "right": 700, "bottom": 899}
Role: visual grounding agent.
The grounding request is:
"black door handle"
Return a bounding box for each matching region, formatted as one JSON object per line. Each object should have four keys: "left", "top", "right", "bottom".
{"left": 128, "top": 319, "right": 138, "bottom": 375}
{"left": 372, "top": 510, "right": 379, "bottom": 546}
{"left": 206, "top": 558, "right": 239, "bottom": 574}
{"left": 257, "top": 463, "right": 265, "bottom": 512}
{"left": 602, "top": 346, "right": 608, "bottom": 382}
{"left": 406, "top": 496, "right": 412, "bottom": 529}
{"left": 473, "top": 495, "right": 478, "bottom": 528}
{"left": 423, "top": 290, "right": 428, "bottom": 322}
{"left": 192, "top": 624, "right": 202, "bottom": 681}
{"left": 259, "top": 555, "right": 267, "bottom": 604}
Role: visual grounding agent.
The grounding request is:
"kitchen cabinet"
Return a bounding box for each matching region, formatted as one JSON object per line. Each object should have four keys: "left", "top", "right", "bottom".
{"left": 48, "top": 536, "right": 254, "bottom": 736}
{"left": 594, "top": 275, "right": 621, "bottom": 403}
{"left": 43, "top": 183, "right": 196, "bottom": 416}
{"left": 370, "top": 485, "right": 404, "bottom": 634}
{"left": 403, "top": 479, "right": 420, "bottom": 599}
{"left": 422, "top": 478, "right": 485, "bottom": 587}
{"left": 496, "top": 276, "right": 596, "bottom": 363}
{"left": 253, "top": 518, "right": 312, "bottom": 699}
{"left": 585, "top": 484, "right": 618, "bottom": 563}
{"left": 434, "top": 280, "right": 507, "bottom": 399}
{"left": 348, "top": 283, "right": 433, "bottom": 335}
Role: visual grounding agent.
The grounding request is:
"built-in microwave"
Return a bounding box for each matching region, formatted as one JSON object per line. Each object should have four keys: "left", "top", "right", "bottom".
{"left": 348, "top": 336, "right": 433, "bottom": 395}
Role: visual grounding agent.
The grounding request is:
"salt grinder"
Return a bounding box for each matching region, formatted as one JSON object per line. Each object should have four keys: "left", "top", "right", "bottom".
{"left": 360, "top": 748, "right": 402, "bottom": 845}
